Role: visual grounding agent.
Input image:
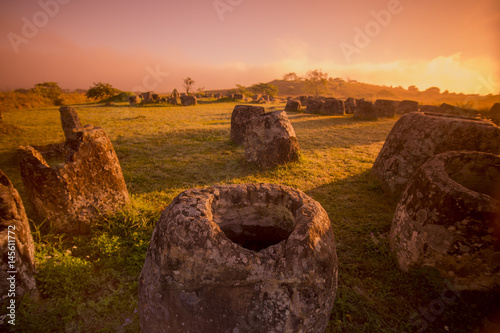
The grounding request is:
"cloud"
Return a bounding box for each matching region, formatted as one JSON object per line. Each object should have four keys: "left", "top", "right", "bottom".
{"left": 297, "top": 53, "right": 499, "bottom": 94}
{"left": 0, "top": 28, "right": 497, "bottom": 95}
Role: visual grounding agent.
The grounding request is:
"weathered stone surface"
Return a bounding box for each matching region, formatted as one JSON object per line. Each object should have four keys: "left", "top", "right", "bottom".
{"left": 141, "top": 92, "right": 153, "bottom": 104}
{"left": 396, "top": 100, "right": 418, "bottom": 114}
{"left": 372, "top": 112, "right": 500, "bottom": 196}
{"left": 180, "top": 95, "right": 197, "bottom": 106}
{"left": 128, "top": 95, "right": 140, "bottom": 106}
{"left": 353, "top": 100, "right": 378, "bottom": 120}
{"left": 390, "top": 151, "right": 500, "bottom": 290}
{"left": 344, "top": 97, "right": 356, "bottom": 114}
{"left": 284, "top": 99, "right": 301, "bottom": 112}
{"left": 233, "top": 93, "right": 244, "bottom": 100}
{"left": 419, "top": 105, "right": 439, "bottom": 113}
{"left": 306, "top": 98, "right": 323, "bottom": 114}
{"left": 374, "top": 99, "right": 397, "bottom": 118}
{"left": 0, "top": 170, "right": 38, "bottom": 310}
{"left": 438, "top": 103, "right": 479, "bottom": 117}
{"left": 299, "top": 96, "right": 309, "bottom": 106}
{"left": 138, "top": 183, "right": 338, "bottom": 333}
{"left": 244, "top": 111, "right": 300, "bottom": 168}
{"left": 167, "top": 97, "right": 178, "bottom": 105}
{"left": 18, "top": 124, "right": 130, "bottom": 234}
{"left": 322, "top": 98, "right": 345, "bottom": 116}
{"left": 487, "top": 103, "right": 500, "bottom": 125}
{"left": 59, "top": 106, "right": 82, "bottom": 142}
{"left": 152, "top": 93, "right": 159, "bottom": 101}
{"left": 230, "top": 105, "right": 266, "bottom": 145}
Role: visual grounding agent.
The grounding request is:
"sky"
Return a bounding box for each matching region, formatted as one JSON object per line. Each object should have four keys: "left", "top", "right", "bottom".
{"left": 0, "top": 0, "right": 499, "bottom": 94}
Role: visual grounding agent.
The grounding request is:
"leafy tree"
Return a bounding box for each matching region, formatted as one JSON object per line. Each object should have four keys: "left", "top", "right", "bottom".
{"left": 235, "top": 84, "right": 251, "bottom": 96}
{"left": 85, "top": 82, "right": 120, "bottom": 100}
{"left": 408, "top": 85, "right": 419, "bottom": 92}
{"left": 14, "top": 88, "right": 29, "bottom": 94}
{"left": 32, "top": 82, "right": 62, "bottom": 101}
{"left": 183, "top": 77, "right": 195, "bottom": 95}
{"left": 283, "top": 72, "right": 300, "bottom": 81}
{"left": 304, "top": 69, "right": 329, "bottom": 96}
{"left": 424, "top": 86, "right": 441, "bottom": 94}
{"left": 249, "top": 83, "right": 279, "bottom": 97}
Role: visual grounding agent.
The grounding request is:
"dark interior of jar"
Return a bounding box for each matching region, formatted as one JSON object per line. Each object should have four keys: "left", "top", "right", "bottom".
{"left": 445, "top": 154, "right": 500, "bottom": 197}
{"left": 212, "top": 191, "right": 296, "bottom": 252}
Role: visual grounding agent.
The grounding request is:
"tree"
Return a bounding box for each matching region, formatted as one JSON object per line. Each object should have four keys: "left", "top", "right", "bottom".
{"left": 183, "top": 77, "right": 195, "bottom": 95}
{"left": 235, "top": 84, "right": 251, "bottom": 96}
{"left": 249, "top": 83, "right": 279, "bottom": 97}
{"left": 85, "top": 82, "right": 120, "bottom": 100}
{"left": 32, "top": 82, "right": 62, "bottom": 101}
{"left": 304, "top": 69, "right": 329, "bottom": 96}
{"left": 408, "top": 85, "right": 419, "bottom": 92}
{"left": 424, "top": 86, "right": 441, "bottom": 94}
{"left": 283, "top": 72, "right": 299, "bottom": 81}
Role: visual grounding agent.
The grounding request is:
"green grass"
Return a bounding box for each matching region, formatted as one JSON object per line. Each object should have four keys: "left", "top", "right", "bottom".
{"left": 1, "top": 102, "right": 499, "bottom": 332}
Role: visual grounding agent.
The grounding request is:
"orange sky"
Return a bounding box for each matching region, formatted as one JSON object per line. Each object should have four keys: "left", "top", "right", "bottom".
{"left": 1, "top": 0, "right": 499, "bottom": 94}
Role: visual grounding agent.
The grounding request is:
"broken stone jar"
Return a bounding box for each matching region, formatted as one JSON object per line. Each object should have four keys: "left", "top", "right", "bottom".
{"left": 390, "top": 151, "right": 500, "bottom": 290}
{"left": 139, "top": 183, "right": 338, "bottom": 333}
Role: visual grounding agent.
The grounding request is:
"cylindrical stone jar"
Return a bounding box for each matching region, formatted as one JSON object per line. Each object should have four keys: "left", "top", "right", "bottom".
{"left": 390, "top": 151, "right": 500, "bottom": 290}
{"left": 138, "top": 183, "right": 338, "bottom": 333}
{"left": 372, "top": 112, "right": 500, "bottom": 197}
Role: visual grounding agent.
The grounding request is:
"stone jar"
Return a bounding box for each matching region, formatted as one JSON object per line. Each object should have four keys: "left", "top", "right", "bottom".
{"left": 244, "top": 111, "right": 300, "bottom": 168}
{"left": 372, "top": 112, "right": 500, "bottom": 197}
{"left": 230, "top": 105, "right": 266, "bottom": 145}
{"left": 0, "top": 170, "right": 38, "bottom": 307}
{"left": 390, "top": 151, "right": 500, "bottom": 290}
{"left": 138, "top": 183, "right": 338, "bottom": 333}
{"left": 18, "top": 125, "right": 129, "bottom": 234}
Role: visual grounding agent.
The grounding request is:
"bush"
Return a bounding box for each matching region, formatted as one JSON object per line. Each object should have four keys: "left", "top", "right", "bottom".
{"left": 101, "top": 91, "right": 135, "bottom": 103}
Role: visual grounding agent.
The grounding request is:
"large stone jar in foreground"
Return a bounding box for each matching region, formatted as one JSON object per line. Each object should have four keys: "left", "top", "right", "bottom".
{"left": 390, "top": 151, "right": 500, "bottom": 290}
{"left": 372, "top": 112, "right": 500, "bottom": 197}
{"left": 138, "top": 183, "right": 338, "bottom": 333}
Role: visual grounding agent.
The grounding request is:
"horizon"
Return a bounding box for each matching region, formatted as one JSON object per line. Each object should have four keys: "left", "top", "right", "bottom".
{"left": 1, "top": 0, "right": 499, "bottom": 95}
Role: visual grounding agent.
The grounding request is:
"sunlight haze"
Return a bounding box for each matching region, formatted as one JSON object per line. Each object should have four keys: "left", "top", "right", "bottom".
{"left": 1, "top": 0, "right": 498, "bottom": 94}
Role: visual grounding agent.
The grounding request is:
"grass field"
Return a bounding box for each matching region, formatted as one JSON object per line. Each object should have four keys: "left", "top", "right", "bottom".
{"left": 1, "top": 101, "right": 499, "bottom": 332}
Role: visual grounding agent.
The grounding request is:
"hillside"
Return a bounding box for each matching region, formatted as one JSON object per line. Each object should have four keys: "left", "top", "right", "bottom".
{"left": 205, "top": 79, "right": 500, "bottom": 112}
